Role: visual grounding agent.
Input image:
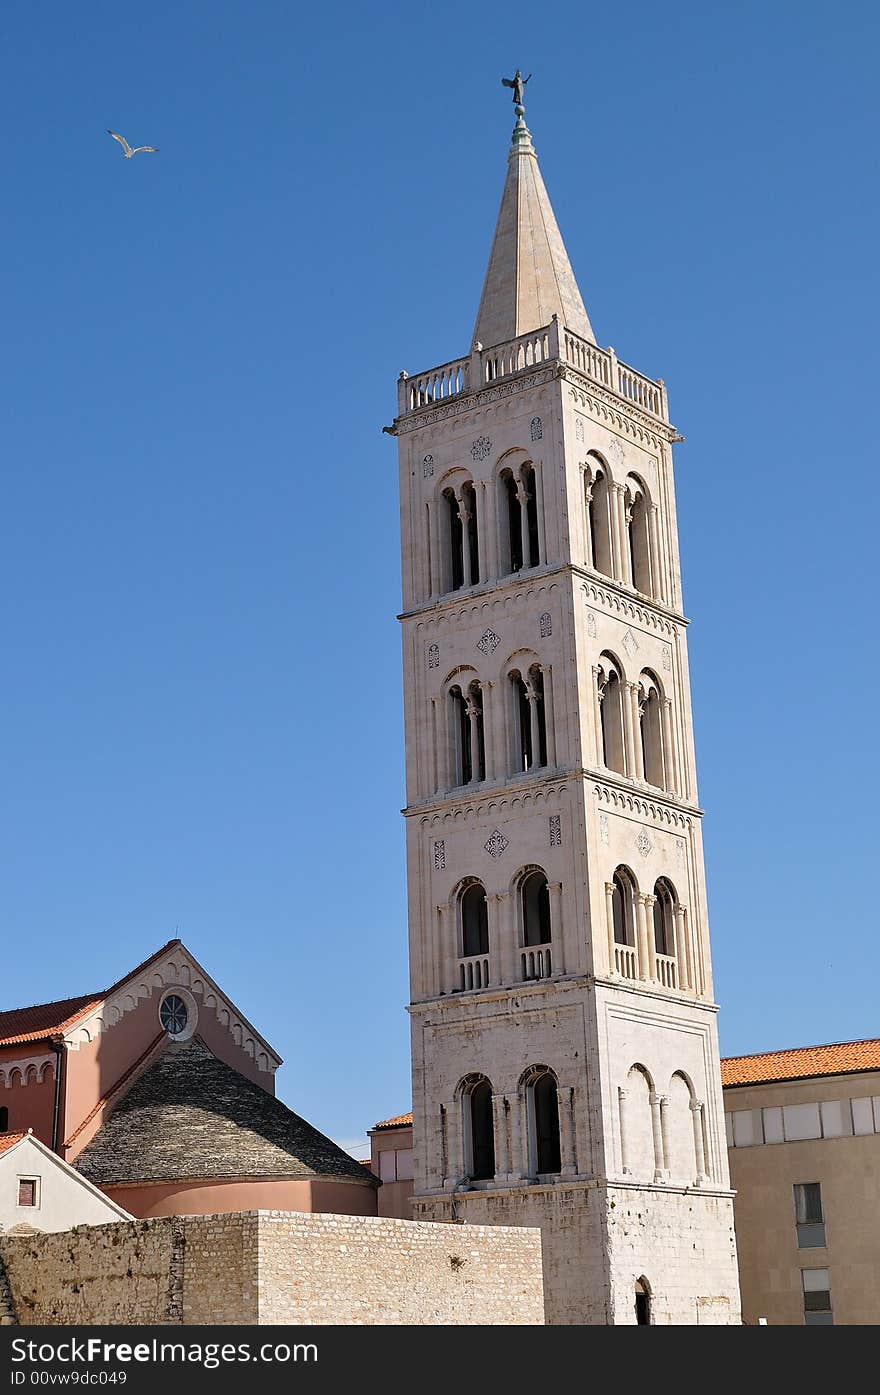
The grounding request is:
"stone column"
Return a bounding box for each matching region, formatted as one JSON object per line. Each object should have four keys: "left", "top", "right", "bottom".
{"left": 499, "top": 891, "right": 517, "bottom": 985}
{"left": 622, "top": 676, "right": 637, "bottom": 777}
{"left": 649, "top": 1092, "right": 665, "bottom": 1182}
{"left": 583, "top": 477, "right": 594, "bottom": 567}
{"left": 604, "top": 881, "right": 617, "bottom": 976}
{"left": 444, "top": 1097, "right": 463, "bottom": 1187}
{"left": 458, "top": 495, "right": 472, "bottom": 589}
{"left": 592, "top": 666, "right": 605, "bottom": 767}
{"left": 486, "top": 893, "right": 504, "bottom": 988}
{"left": 618, "top": 1086, "right": 630, "bottom": 1174}
{"left": 542, "top": 666, "right": 557, "bottom": 767}
{"left": 475, "top": 482, "right": 488, "bottom": 585}
{"left": 534, "top": 463, "right": 548, "bottom": 565}
{"left": 635, "top": 892, "right": 650, "bottom": 982}
{"left": 661, "top": 697, "right": 677, "bottom": 794}
{"left": 466, "top": 695, "right": 481, "bottom": 784}
{"left": 492, "top": 1093, "right": 511, "bottom": 1180}
{"left": 658, "top": 1095, "right": 671, "bottom": 1181}
{"left": 642, "top": 894, "right": 657, "bottom": 981}
{"left": 691, "top": 1101, "right": 708, "bottom": 1184}
{"left": 628, "top": 682, "right": 644, "bottom": 780}
{"left": 508, "top": 1091, "right": 529, "bottom": 1180}
{"left": 547, "top": 881, "right": 565, "bottom": 975}
{"left": 609, "top": 483, "right": 625, "bottom": 582}
{"left": 517, "top": 480, "right": 531, "bottom": 569}
{"left": 427, "top": 498, "right": 441, "bottom": 598}
{"left": 558, "top": 1085, "right": 577, "bottom": 1176}
{"left": 526, "top": 679, "right": 542, "bottom": 770}
{"left": 648, "top": 504, "right": 664, "bottom": 603}
{"left": 438, "top": 902, "right": 457, "bottom": 995}
{"left": 623, "top": 498, "right": 635, "bottom": 586}
{"left": 675, "top": 904, "right": 692, "bottom": 991}
{"left": 482, "top": 680, "right": 500, "bottom": 783}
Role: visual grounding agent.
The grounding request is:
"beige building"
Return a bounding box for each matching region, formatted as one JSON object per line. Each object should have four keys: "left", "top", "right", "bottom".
{"left": 723, "top": 1038, "right": 880, "bottom": 1326}
{"left": 387, "top": 87, "right": 740, "bottom": 1324}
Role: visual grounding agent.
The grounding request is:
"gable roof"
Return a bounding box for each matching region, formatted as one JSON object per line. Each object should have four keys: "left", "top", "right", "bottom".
{"left": 721, "top": 1038, "right": 880, "bottom": 1088}
{"left": 0, "top": 995, "right": 104, "bottom": 1048}
{"left": 75, "top": 1039, "right": 378, "bottom": 1188}
{"left": 0, "top": 1131, "right": 132, "bottom": 1219}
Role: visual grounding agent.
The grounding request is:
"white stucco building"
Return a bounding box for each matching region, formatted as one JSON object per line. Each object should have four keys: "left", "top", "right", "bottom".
{"left": 388, "top": 88, "right": 741, "bottom": 1324}
{"left": 0, "top": 1131, "right": 131, "bottom": 1234}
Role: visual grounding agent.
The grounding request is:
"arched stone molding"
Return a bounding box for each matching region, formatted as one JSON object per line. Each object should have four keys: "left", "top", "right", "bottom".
{"left": 65, "top": 948, "right": 279, "bottom": 1076}
{"left": 418, "top": 777, "right": 571, "bottom": 830}
{"left": 580, "top": 581, "right": 677, "bottom": 636}
{"left": 0, "top": 1057, "right": 55, "bottom": 1089}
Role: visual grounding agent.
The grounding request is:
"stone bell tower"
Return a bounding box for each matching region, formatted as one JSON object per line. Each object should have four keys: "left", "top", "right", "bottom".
{"left": 388, "top": 83, "right": 741, "bottom": 1325}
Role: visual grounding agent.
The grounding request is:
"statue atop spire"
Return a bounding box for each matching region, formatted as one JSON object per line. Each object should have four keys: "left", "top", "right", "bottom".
{"left": 501, "top": 69, "right": 531, "bottom": 117}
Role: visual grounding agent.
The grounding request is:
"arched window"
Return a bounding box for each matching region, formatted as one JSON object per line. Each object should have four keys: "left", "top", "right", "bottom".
{"left": 0, "top": 1106, "right": 7, "bottom": 1133}
{"left": 462, "top": 1076, "right": 495, "bottom": 1181}
{"left": 461, "top": 882, "right": 489, "bottom": 958}
{"left": 612, "top": 867, "right": 636, "bottom": 946}
{"left": 525, "top": 1068, "right": 561, "bottom": 1175}
{"left": 521, "top": 870, "right": 551, "bottom": 946}
{"left": 521, "top": 463, "right": 540, "bottom": 568}
{"left": 597, "top": 656, "right": 625, "bottom": 774}
{"left": 449, "top": 681, "right": 485, "bottom": 786}
{"left": 586, "top": 459, "right": 613, "bottom": 576}
{"left": 635, "top": 1278, "right": 652, "bottom": 1325}
{"left": 626, "top": 478, "right": 652, "bottom": 594}
{"left": 502, "top": 469, "right": 523, "bottom": 574}
{"left": 638, "top": 673, "right": 664, "bottom": 787}
{"left": 500, "top": 465, "right": 540, "bottom": 576}
{"left": 653, "top": 879, "right": 676, "bottom": 958}
{"left": 509, "top": 665, "right": 547, "bottom": 773}
{"left": 442, "top": 482, "right": 479, "bottom": 592}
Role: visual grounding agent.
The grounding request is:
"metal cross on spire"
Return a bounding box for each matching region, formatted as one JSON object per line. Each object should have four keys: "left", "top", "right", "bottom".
{"left": 501, "top": 69, "right": 531, "bottom": 117}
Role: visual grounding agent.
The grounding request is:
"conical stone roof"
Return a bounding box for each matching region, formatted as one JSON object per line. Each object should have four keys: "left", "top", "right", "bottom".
{"left": 472, "top": 116, "right": 595, "bottom": 350}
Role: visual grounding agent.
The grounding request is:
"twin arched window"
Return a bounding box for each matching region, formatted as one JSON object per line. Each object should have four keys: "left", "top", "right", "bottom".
{"left": 501, "top": 463, "right": 540, "bottom": 575}
{"left": 595, "top": 656, "right": 675, "bottom": 790}
{"left": 610, "top": 866, "right": 683, "bottom": 985}
{"left": 449, "top": 680, "right": 485, "bottom": 786}
{"left": 584, "top": 455, "right": 661, "bottom": 600}
{"left": 443, "top": 482, "right": 479, "bottom": 592}
{"left": 509, "top": 664, "right": 547, "bottom": 773}
{"left": 458, "top": 1067, "right": 562, "bottom": 1183}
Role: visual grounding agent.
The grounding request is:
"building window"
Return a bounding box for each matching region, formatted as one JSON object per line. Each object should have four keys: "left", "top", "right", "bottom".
{"left": 794, "top": 1182, "right": 826, "bottom": 1248}
{"left": 524, "top": 1068, "right": 561, "bottom": 1175}
{"left": 460, "top": 882, "right": 489, "bottom": 959}
{"left": 378, "top": 1147, "right": 414, "bottom": 1183}
{"left": 509, "top": 665, "right": 548, "bottom": 773}
{"left": 626, "top": 479, "right": 653, "bottom": 595}
{"left": 585, "top": 460, "right": 613, "bottom": 577}
{"left": 635, "top": 1277, "right": 651, "bottom": 1325}
{"left": 652, "top": 878, "right": 676, "bottom": 958}
{"left": 521, "top": 870, "right": 551, "bottom": 947}
{"left": 463, "top": 1077, "right": 495, "bottom": 1181}
{"left": 17, "top": 1178, "right": 38, "bottom": 1208}
{"left": 0, "top": 1107, "right": 8, "bottom": 1133}
{"left": 597, "top": 657, "right": 625, "bottom": 774}
{"left": 159, "top": 994, "right": 189, "bottom": 1036}
{"left": 612, "top": 867, "right": 636, "bottom": 947}
{"left": 802, "top": 1268, "right": 833, "bottom": 1325}
{"left": 638, "top": 673, "right": 666, "bottom": 787}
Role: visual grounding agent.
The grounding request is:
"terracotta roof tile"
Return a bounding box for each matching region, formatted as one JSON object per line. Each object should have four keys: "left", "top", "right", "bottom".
{"left": 0, "top": 1133, "right": 27, "bottom": 1155}
{"left": 0, "top": 995, "right": 103, "bottom": 1047}
{"left": 372, "top": 1112, "right": 413, "bottom": 1131}
{"left": 722, "top": 1038, "right": 880, "bottom": 1088}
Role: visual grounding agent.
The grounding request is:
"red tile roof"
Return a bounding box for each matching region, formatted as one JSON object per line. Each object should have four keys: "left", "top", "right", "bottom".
{"left": 0, "top": 995, "right": 103, "bottom": 1048}
{"left": 721, "top": 1038, "right": 880, "bottom": 1088}
{"left": 372, "top": 1112, "right": 413, "bottom": 1131}
{"left": 0, "top": 940, "right": 185, "bottom": 1049}
{"left": 0, "top": 1133, "right": 27, "bottom": 1156}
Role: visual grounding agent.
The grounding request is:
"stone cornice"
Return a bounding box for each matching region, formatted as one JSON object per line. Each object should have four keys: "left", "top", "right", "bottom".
{"left": 392, "top": 366, "right": 560, "bottom": 435}
{"left": 413, "top": 1179, "right": 735, "bottom": 1201}
{"left": 398, "top": 561, "right": 687, "bottom": 628}
{"left": 407, "top": 970, "right": 716, "bottom": 1016}
{"left": 404, "top": 766, "right": 701, "bottom": 823}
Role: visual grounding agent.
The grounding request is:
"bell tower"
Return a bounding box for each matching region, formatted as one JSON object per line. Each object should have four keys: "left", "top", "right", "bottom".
{"left": 389, "top": 85, "right": 741, "bottom": 1325}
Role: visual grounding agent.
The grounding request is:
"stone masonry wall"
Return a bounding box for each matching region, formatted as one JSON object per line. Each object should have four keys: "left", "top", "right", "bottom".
{"left": 0, "top": 1210, "right": 543, "bottom": 1326}
{"left": 256, "top": 1210, "right": 543, "bottom": 1324}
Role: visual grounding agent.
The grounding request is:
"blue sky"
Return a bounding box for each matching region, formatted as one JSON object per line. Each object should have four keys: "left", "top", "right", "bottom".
{"left": 2, "top": 2, "right": 877, "bottom": 1155}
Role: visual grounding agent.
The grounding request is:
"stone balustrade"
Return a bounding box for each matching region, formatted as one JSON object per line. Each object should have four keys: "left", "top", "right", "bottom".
{"left": 521, "top": 945, "right": 552, "bottom": 982}
{"left": 397, "top": 319, "right": 668, "bottom": 423}
{"left": 457, "top": 953, "right": 490, "bottom": 992}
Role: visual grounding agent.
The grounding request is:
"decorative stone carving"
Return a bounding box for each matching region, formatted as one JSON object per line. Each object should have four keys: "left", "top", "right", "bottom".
{"left": 540, "top": 612, "right": 552, "bottom": 638}
{"left": 662, "top": 644, "right": 672, "bottom": 671}
{"left": 484, "top": 829, "right": 509, "bottom": 859}
{"left": 428, "top": 643, "right": 439, "bottom": 669}
{"left": 549, "top": 815, "right": 562, "bottom": 847}
{"left": 433, "top": 840, "right": 446, "bottom": 871}
{"left": 575, "top": 417, "right": 584, "bottom": 442}
{"left": 676, "top": 838, "right": 687, "bottom": 866}
{"left": 608, "top": 437, "right": 625, "bottom": 470}
{"left": 471, "top": 436, "right": 492, "bottom": 462}
{"left": 599, "top": 812, "right": 609, "bottom": 845}
{"left": 586, "top": 610, "right": 597, "bottom": 638}
{"left": 423, "top": 453, "right": 434, "bottom": 478}
{"left": 477, "top": 628, "right": 501, "bottom": 656}
{"left": 636, "top": 829, "right": 653, "bottom": 858}
{"left": 621, "top": 628, "right": 639, "bottom": 658}
{"left": 530, "top": 416, "right": 543, "bottom": 442}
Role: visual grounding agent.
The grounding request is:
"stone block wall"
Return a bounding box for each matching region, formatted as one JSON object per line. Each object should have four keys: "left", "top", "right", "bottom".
{"left": 0, "top": 1210, "right": 543, "bottom": 1326}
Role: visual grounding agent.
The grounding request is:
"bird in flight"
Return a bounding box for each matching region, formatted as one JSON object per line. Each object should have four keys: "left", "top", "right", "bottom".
{"left": 107, "top": 129, "right": 159, "bottom": 158}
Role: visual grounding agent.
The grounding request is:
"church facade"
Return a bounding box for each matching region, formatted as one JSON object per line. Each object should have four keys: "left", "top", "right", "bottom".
{"left": 390, "top": 97, "right": 741, "bottom": 1324}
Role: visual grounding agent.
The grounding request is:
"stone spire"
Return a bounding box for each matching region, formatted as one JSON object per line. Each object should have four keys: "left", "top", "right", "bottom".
{"left": 472, "top": 113, "right": 595, "bottom": 350}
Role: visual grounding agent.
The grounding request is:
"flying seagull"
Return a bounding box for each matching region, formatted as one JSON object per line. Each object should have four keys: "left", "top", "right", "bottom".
{"left": 107, "top": 129, "right": 159, "bottom": 158}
